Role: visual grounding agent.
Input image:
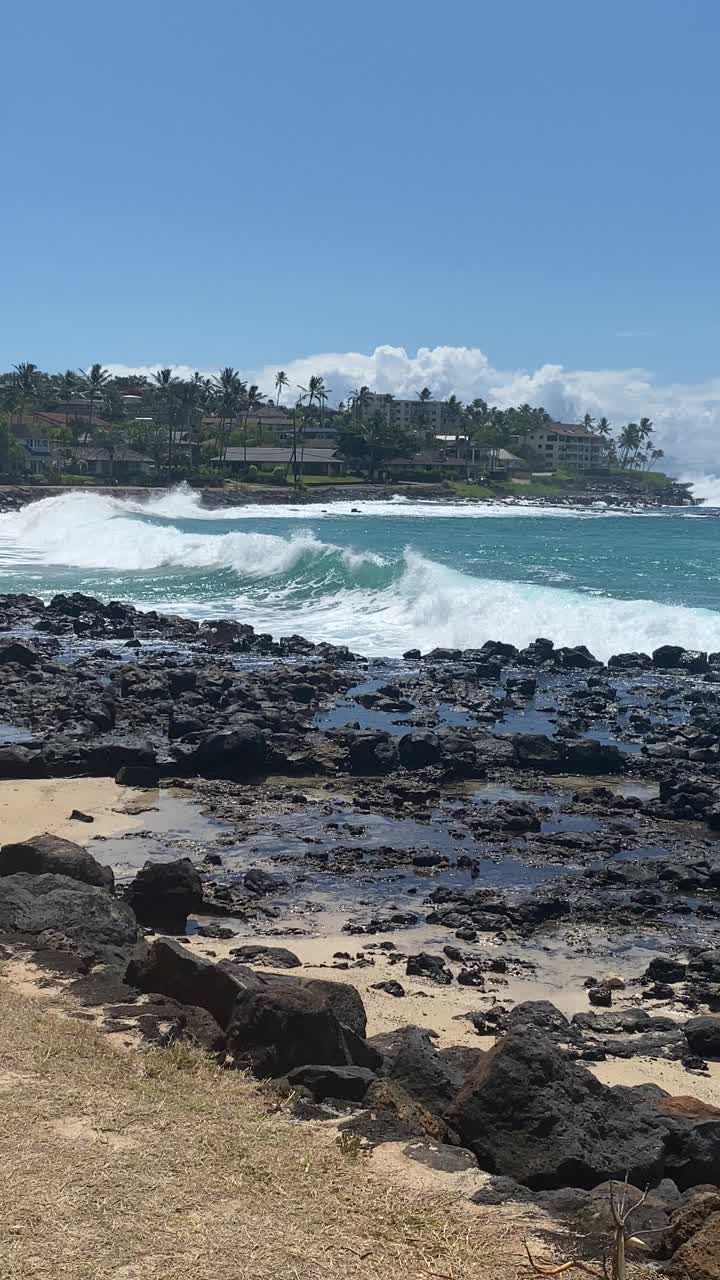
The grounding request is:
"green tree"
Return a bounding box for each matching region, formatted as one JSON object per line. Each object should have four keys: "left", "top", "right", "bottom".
{"left": 274, "top": 370, "right": 290, "bottom": 405}
{"left": 54, "top": 369, "right": 79, "bottom": 425}
{"left": 78, "top": 363, "right": 111, "bottom": 440}
{"left": 337, "top": 410, "right": 407, "bottom": 482}
{"left": 12, "top": 362, "right": 39, "bottom": 423}
{"left": 212, "top": 367, "right": 244, "bottom": 466}
{"left": 151, "top": 368, "right": 179, "bottom": 468}
{"left": 242, "top": 384, "right": 265, "bottom": 463}
{"left": 349, "top": 385, "right": 372, "bottom": 422}
{"left": 617, "top": 423, "right": 640, "bottom": 468}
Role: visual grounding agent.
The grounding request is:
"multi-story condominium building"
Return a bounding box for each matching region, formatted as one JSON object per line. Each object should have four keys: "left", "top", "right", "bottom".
{"left": 525, "top": 422, "right": 603, "bottom": 470}
{"left": 359, "top": 393, "right": 447, "bottom": 433}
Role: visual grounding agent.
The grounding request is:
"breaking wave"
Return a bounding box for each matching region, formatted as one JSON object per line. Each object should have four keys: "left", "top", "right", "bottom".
{"left": 1, "top": 490, "right": 720, "bottom": 659}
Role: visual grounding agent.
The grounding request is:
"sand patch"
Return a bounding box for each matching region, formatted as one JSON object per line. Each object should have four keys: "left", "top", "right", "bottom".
{"left": 591, "top": 1055, "right": 720, "bottom": 1107}
{"left": 0, "top": 777, "right": 141, "bottom": 845}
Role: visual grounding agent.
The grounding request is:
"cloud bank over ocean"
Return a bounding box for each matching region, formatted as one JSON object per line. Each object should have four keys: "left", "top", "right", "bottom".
{"left": 106, "top": 344, "right": 720, "bottom": 476}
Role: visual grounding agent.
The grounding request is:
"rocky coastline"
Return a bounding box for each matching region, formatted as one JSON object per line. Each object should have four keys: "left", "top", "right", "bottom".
{"left": 0, "top": 472, "right": 700, "bottom": 514}
{"left": 0, "top": 590, "right": 718, "bottom": 1269}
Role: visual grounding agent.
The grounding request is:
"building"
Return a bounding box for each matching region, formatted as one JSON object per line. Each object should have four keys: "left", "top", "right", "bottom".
{"left": 10, "top": 424, "right": 51, "bottom": 473}
{"left": 213, "top": 447, "right": 347, "bottom": 477}
{"left": 71, "top": 446, "right": 154, "bottom": 479}
{"left": 358, "top": 393, "right": 446, "bottom": 434}
{"left": 383, "top": 445, "right": 522, "bottom": 480}
{"left": 524, "top": 422, "right": 603, "bottom": 471}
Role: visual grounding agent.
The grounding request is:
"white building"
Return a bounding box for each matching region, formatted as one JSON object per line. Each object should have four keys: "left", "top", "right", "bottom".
{"left": 359, "top": 393, "right": 446, "bottom": 433}
{"left": 525, "top": 423, "right": 603, "bottom": 471}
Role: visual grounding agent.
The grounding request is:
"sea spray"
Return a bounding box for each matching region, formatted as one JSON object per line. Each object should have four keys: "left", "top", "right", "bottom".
{"left": 2, "top": 489, "right": 720, "bottom": 660}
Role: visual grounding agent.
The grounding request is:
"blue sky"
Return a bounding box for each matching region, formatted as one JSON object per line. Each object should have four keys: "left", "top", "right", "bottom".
{"left": 2, "top": 0, "right": 720, "bottom": 471}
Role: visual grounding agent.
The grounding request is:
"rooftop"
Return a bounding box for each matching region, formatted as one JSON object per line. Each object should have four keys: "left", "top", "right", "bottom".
{"left": 214, "top": 447, "right": 340, "bottom": 464}
{"left": 533, "top": 422, "right": 602, "bottom": 440}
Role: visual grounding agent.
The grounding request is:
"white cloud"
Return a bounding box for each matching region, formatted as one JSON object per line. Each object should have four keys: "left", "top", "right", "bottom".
{"left": 106, "top": 345, "right": 720, "bottom": 475}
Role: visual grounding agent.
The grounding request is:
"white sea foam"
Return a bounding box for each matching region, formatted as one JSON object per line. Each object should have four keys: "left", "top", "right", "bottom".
{"left": 2, "top": 490, "right": 719, "bottom": 660}
{"left": 0, "top": 492, "right": 384, "bottom": 575}
{"left": 161, "top": 550, "right": 720, "bottom": 661}
{"left": 116, "top": 484, "right": 677, "bottom": 522}
{"left": 680, "top": 474, "right": 720, "bottom": 508}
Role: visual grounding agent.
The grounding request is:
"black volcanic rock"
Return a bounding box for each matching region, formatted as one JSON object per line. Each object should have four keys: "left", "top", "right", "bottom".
{"left": 0, "top": 833, "right": 113, "bottom": 890}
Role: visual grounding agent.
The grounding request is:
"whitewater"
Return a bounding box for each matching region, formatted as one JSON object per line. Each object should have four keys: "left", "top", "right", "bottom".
{"left": 1, "top": 488, "right": 719, "bottom": 659}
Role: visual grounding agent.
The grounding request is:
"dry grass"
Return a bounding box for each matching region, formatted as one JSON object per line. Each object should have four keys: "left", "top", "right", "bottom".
{"left": 0, "top": 979, "right": 534, "bottom": 1280}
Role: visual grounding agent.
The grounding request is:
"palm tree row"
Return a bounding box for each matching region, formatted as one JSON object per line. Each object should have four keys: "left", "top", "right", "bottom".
{"left": 0, "top": 360, "right": 665, "bottom": 483}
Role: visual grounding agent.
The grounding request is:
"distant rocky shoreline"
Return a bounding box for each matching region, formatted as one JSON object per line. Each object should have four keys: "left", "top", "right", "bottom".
{"left": 0, "top": 474, "right": 700, "bottom": 514}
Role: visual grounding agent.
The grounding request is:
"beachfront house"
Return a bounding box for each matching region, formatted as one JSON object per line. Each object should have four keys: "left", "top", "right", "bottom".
{"left": 10, "top": 424, "right": 51, "bottom": 473}
{"left": 212, "top": 446, "right": 348, "bottom": 477}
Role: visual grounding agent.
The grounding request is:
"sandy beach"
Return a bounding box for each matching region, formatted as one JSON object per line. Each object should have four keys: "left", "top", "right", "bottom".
{"left": 0, "top": 777, "right": 142, "bottom": 844}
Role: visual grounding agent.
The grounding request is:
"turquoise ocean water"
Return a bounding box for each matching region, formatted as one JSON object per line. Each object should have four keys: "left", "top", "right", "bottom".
{"left": 0, "top": 488, "right": 719, "bottom": 659}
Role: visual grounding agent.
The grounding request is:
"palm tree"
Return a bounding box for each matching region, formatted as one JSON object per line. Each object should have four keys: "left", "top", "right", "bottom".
{"left": 582, "top": 412, "right": 596, "bottom": 431}
{"left": 316, "top": 383, "right": 331, "bottom": 429}
{"left": 54, "top": 370, "right": 79, "bottom": 425}
{"left": 213, "top": 367, "right": 244, "bottom": 466}
{"left": 12, "top": 362, "right": 39, "bottom": 424}
{"left": 596, "top": 416, "right": 612, "bottom": 437}
{"left": 78, "top": 364, "right": 111, "bottom": 441}
{"left": 416, "top": 386, "right": 433, "bottom": 439}
{"left": 242, "top": 384, "right": 265, "bottom": 463}
{"left": 445, "top": 394, "right": 464, "bottom": 456}
{"left": 349, "top": 385, "right": 372, "bottom": 422}
{"left": 296, "top": 375, "right": 325, "bottom": 473}
{"left": 151, "top": 368, "right": 179, "bottom": 469}
{"left": 618, "top": 423, "right": 640, "bottom": 468}
{"left": 275, "top": 370, "right": 290, "bottom": 405}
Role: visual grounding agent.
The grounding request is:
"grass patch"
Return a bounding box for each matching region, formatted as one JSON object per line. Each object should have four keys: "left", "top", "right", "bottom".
{"left": 0, "top": 981, "right": 520, "bottom": 1280}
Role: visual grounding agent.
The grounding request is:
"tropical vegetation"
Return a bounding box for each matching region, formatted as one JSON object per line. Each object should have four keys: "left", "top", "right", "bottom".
{"left": 0, "top": 361, "right": 665, "bottom": 487}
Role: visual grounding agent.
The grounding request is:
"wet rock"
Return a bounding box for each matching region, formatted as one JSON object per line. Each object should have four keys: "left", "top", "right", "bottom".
{"left": 564, "top": 739, "right": 625, "bottom": 774}
{"left": 653, "top": 646, "right": 708, "bottom": 673}
{"left": 556, "top": 645, "right": 600, "bottom": 670}
{"left": 0, "top": 833, "right": 113, "bottom": 890}
{"left": 513, "top": 734, "right": 564, "bottom": 772}
{"left": 0, "top": 641, "right": 39, "bottom": 667}
{"left": 126, "top": 858, "right": 203, "bottom": 933}
{"left": 0, "top": 873, "right": 137, "bottom": 948}
{"left": 398, "top": 732, "right": 441, "bottom": 770}
{"left": 347, "top": 732, "right": 398, "bottom": 775}
{"left": 445, "top": 1028, "right": 668, "bottom": 1190}
{"left": 244, "top": 868, "right": 289, "bottom": 896}
{"left": 230, "top": 944, "right": 301, "bottom": 969}
{"left": 608, "top": 652, "right": 653, "bottom": 670}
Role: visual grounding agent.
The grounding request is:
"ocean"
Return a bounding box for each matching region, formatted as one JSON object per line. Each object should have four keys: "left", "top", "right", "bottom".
{"left": 1, "top": 487, "right": 719, "bottom": 660}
